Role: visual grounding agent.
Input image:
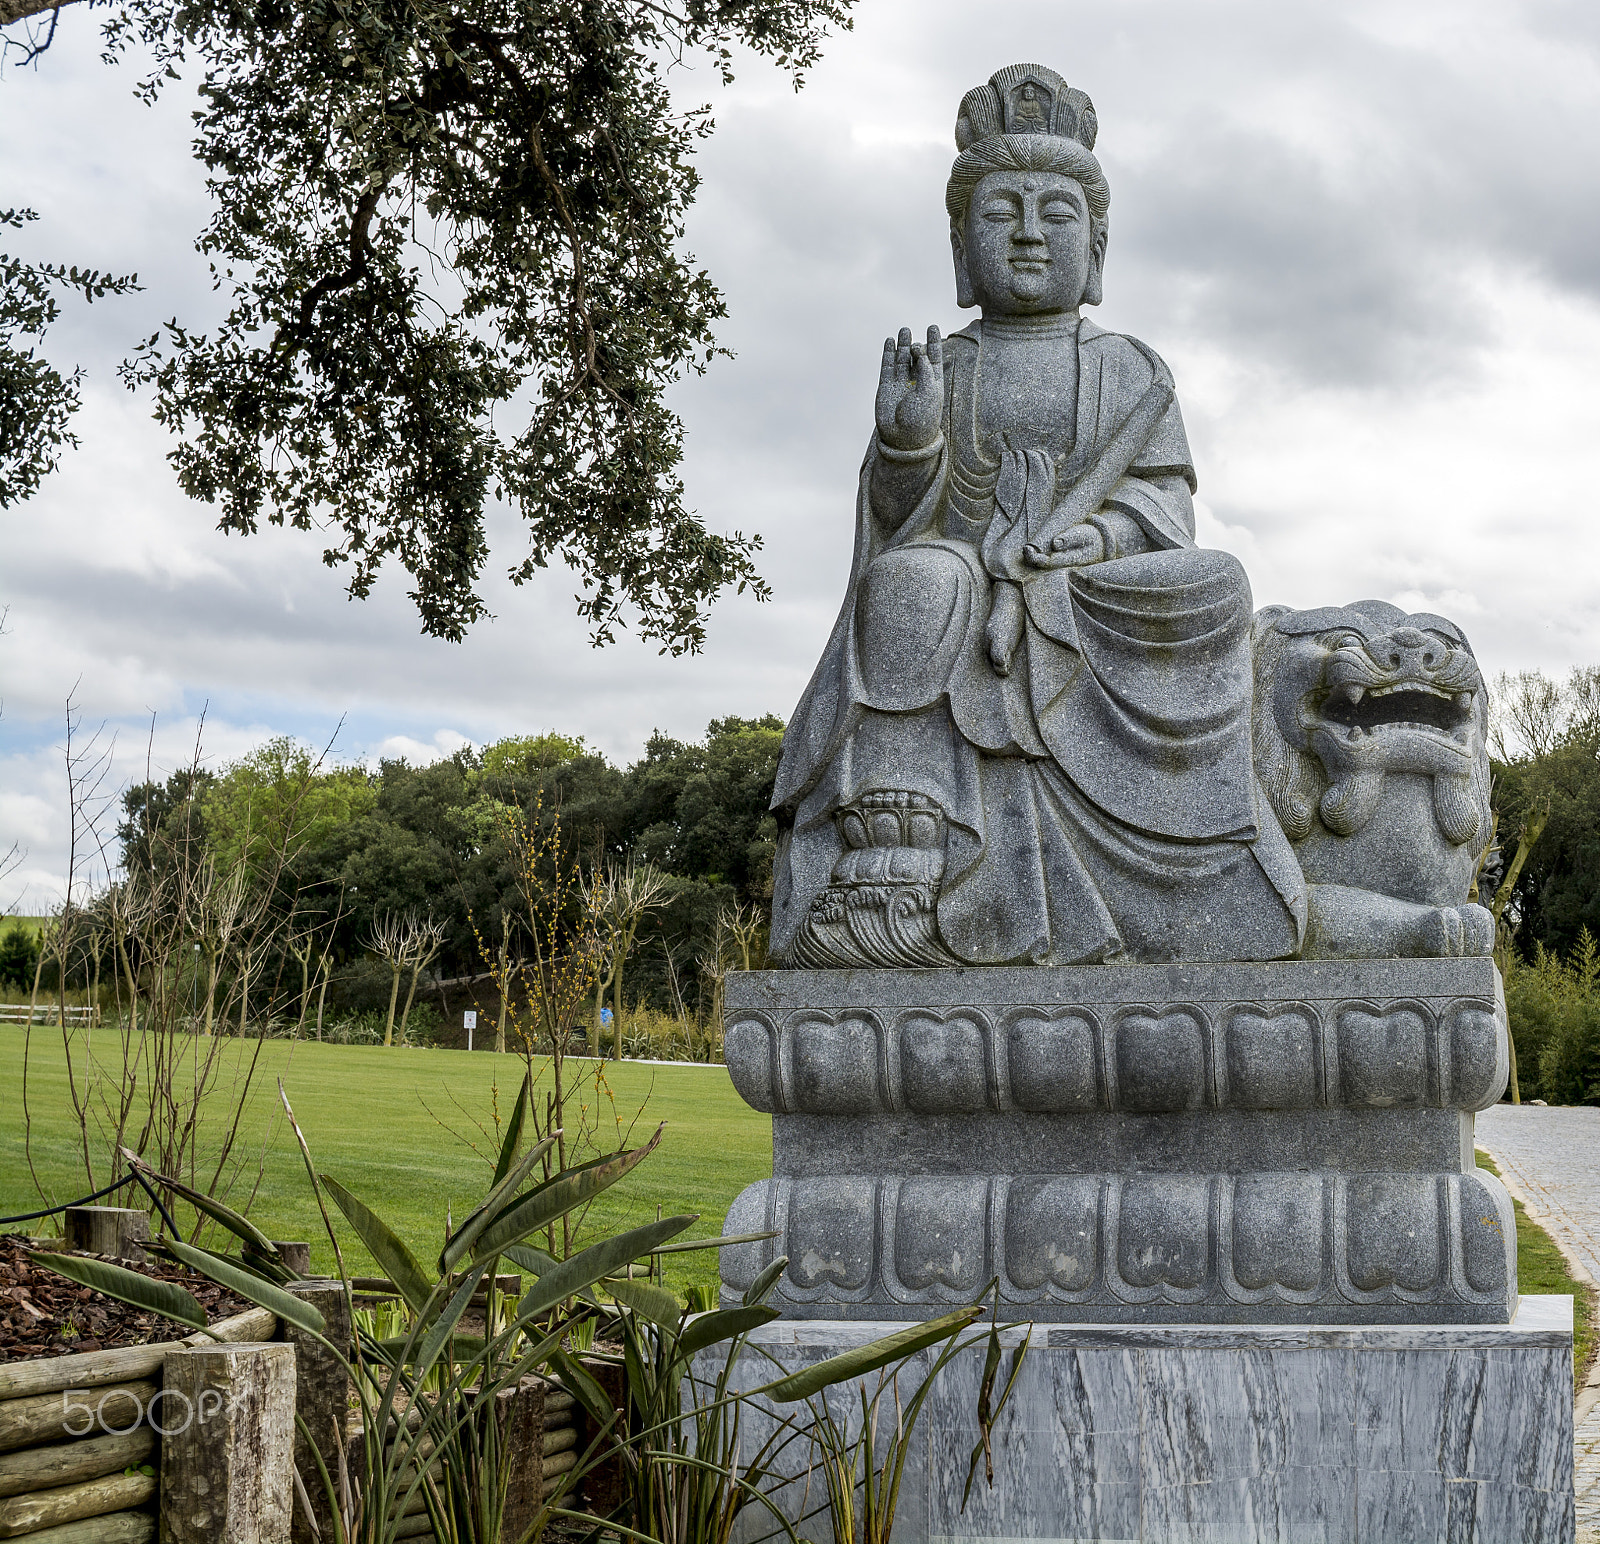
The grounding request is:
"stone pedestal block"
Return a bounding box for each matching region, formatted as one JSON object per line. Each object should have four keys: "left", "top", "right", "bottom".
{"left": 719, "top": 960, "right": 1517, "bottom": 1323}
{"left": 713, "top": 1298, "right": 1576, "bottom": 1543}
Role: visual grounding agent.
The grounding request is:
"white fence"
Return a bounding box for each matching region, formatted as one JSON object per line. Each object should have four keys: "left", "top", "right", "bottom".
{"left": 0, "top": 1003, "right": 102, "bottom": 1027}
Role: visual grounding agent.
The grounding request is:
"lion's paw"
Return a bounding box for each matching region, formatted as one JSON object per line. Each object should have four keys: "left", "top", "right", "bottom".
{"left": 1421, "top": 903, "right": 1496, "bottom": 958}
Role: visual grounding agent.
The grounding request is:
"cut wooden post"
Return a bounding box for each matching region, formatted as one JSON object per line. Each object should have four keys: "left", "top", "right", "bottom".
{"left": 160, "top": 1343, "right": 295, "bottom": 1544}
{"left": 282, "top": 1281, "right": 348, "bottom": 1544}
{"left": 63, "top": 1209, "right": 150, "bottom": 1263}
{"left": 271, "top": 1245, "right": 311, "bottom": 1278}
{"left": 574, "top": 1357, "right": 626, "bottom": 1514}
{"left": 494, "top": 1376, "right": 547, "bottom": 1544}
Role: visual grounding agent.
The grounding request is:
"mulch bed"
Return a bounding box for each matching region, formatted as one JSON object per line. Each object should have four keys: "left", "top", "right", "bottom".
{"left": 0, "top": 1234, "right": 254, "bottom": 1363}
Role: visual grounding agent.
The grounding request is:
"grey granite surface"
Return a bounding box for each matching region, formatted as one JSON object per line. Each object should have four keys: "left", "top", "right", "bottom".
{"left": 768, "top": 61, "right": 1492, "bottom": 972}
{"left": 721, "top": 1167, "right": 1516, "bottom": 1323}
{"left": 711, "top": 1299, "right": 1575, "bottom": 1543}
{"left": 726, "top": 959, "right": 1507, "bottom": 1116}
{"left": 720, "top": 961, "right": 1516, "bottom": 1323}
{"left": 774, "top": 1109, "right": 1475, "bottom": 1175}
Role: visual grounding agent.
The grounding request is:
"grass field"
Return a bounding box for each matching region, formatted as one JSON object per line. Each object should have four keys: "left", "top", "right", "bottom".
{"left": 4, "top": 1025, "right": 1592, "bottom": 1345}
{"left": 0, "top": 1027, "right": 772, "bottom": 1298}
{"left": 1478, "top": 1150, "right": 1595, "bottom": 1390}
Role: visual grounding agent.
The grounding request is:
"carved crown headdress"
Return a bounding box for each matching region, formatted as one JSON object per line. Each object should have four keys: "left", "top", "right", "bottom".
{"left": 954, "top": 64, "right": 1098, "bottom": 152}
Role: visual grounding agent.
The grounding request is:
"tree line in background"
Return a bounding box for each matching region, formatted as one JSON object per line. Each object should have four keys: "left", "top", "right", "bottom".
{"left": 1485, "top": 666, "right": 1600, "bottom": 1105}
{"left": 1, "top": 713, "right": 784, "bottom": 1056}
{"left": 2, "top": 662, "right": 1598, "bottom": 1098}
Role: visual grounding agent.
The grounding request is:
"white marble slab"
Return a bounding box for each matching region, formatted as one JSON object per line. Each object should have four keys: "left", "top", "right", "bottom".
{"left": 718, "top": 1298, "right": 1576, "bottom": 1543}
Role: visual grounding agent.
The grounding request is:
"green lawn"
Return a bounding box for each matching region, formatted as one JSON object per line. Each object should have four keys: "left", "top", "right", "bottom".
{"left": 1478, "top": 1150, "right": 1595, "bottom": 1390}
{"left": 0, "top": 1028, "right": 772, "bottom": 1298}
{"left": 5, "top": 1027, "right": 1592, "bottom": 1351}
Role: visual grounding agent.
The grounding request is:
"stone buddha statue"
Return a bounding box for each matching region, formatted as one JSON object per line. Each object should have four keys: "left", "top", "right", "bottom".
{"left": 770, "top": 63, "right": 1308, "bottom": 968}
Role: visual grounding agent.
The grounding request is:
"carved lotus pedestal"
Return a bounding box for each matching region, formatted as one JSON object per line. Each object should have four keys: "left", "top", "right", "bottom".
{"left": 715, "top": 962, "right": 1579, "bottom": 1541}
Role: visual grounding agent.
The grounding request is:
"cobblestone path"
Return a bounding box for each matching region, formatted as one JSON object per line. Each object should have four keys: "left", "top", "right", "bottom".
{"left": 1475, "top": 1104, "right": 1600, "bottom": 1541}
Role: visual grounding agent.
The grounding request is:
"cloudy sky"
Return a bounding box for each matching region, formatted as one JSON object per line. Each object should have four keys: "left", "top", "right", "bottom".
{"left": 4, "top": 0, "right": 1599, "bottom": 910}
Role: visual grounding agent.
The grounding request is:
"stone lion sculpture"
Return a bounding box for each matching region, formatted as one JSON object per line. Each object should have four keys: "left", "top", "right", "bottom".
{"left": 1252, "top": 599, "right": 1495, "bottom": 959}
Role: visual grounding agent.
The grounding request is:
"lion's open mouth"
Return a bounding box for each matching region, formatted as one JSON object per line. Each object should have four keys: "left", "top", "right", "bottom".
{"left": 1319, "top": 681, "right": 1474, "bottom": 737}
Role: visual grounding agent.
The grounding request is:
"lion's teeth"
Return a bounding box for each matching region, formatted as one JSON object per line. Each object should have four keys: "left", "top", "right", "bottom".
{"left": 1333, "top": 682, "right": 1365, "bottom": 706}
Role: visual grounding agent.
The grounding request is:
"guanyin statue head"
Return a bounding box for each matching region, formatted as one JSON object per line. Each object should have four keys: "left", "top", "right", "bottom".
{"left": 945, "top": 65, "right": 1111, "bottom": 315}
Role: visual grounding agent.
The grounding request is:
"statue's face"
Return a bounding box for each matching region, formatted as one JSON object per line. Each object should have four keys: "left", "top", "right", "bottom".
{"left": 953, "top": 170, "right": 1101, "bottom": 314}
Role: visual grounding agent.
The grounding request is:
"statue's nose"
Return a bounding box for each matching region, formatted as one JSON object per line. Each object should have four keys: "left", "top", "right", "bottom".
{"left": 1382, "top": 626, "right": 1442, "bottom": 673}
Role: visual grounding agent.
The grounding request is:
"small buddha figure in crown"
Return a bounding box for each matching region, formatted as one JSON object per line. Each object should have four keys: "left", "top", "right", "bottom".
{"left": 769, "top": 64, "right": 1308, "bottom": 968}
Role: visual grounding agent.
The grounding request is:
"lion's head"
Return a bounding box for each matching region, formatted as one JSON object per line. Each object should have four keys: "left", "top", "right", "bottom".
{"left": 1252, "top": 601, "right": 1490, "bottom": 897}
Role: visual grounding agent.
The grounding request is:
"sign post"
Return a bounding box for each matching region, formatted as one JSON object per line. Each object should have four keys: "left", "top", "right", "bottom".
{"left": 463, "top": 1009, "right": 477, "bottom": 1052}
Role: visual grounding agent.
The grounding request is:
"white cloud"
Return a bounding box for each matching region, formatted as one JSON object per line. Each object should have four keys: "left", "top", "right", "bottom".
{"left": 4, "top": 0, "right": 1599, "bottom": 907}
{"left": 369, "top": 730, "right": 474, "bottom": 768}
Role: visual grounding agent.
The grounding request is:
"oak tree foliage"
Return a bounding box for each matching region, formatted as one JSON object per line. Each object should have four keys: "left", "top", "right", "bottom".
{"left": 0, "top": 209, "right": 138, "bottom": 507}
{"left": 4, "top": 0, "right": 854, "bottom": 647}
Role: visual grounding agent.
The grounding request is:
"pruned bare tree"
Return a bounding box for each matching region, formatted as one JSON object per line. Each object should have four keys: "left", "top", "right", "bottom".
{"left": 585, "top": 858, "right": 670, "bottom": 1061}
{"left": 364, "top": 908, "right": 447, "bottom": 1047}
{"left": 397, "top": 912, "right": 448, "bottom": 1046}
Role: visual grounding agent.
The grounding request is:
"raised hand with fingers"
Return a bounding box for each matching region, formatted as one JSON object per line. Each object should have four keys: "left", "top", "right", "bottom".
{"left": 875, "top": 325, "right": 945, "bottom": 454}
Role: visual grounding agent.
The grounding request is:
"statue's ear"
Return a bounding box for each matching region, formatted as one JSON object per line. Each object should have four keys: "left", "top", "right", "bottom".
{"left": 1082, "top": 225, "right": 1108, "bottom": 308}
{"left": 950, "top": 226, "right": 976, "bottom": 309}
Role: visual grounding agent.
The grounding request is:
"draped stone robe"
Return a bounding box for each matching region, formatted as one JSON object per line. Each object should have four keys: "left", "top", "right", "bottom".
{"left": 771, "top": 317, "right": 1307, "bottom": 966}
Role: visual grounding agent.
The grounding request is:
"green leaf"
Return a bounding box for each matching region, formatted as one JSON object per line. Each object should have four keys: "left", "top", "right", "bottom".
{"left": 164, "top": 1239, "right": 327, "bottom": 1338}
{"left": 34, "top": 1251, "right": 206, "bottom": 1331}
{"left": 758, "top": 1307, "right": 984, "bottom": 1403}
{"left": 470, "top": 1126, "right": 664, "bottom": 1261}
{"left": 548, "top": 1349, "right": 617, "bottom": 1432}
{"left": 150, "top": 1237, "right": 283, "bottom": 1289}
{"left": 373, "top": 1334, "right": 486, "bottom": 1362}
{"left": 515, "top": 1216, "right": 694, "bottom": 1323}
{"left": 320, "top": 1175, "right": 432, "bottom": 1316}
{"left": 120, "top": 1146, "right": 276, "bottom": 1253}
{"left": 491, "top": 1072, "right": 531, "bottom": 1187}
{"left": 606, "top": 1276, "right": 682, "bottom": 1332}
{"left": 503, "top": 1243, "right": 558, "bottom": 1277}
{"left": 439, "top": 1133, "right": 556, "bottom": 1275}
{"left": 742, "top": 1256, "right": 788, "bottom": 1308}
{"left": 414, "top": 1262, "right": 487, "bottom": 1374}
{"left": 241, "top": 1246, "right": 297, "bottom": 1286}
{"left": 647, "top": 1229, "right": 777, "bottom": 1256}
{"left": 675, "top": 1304, "right": 779, "bottom": 1360}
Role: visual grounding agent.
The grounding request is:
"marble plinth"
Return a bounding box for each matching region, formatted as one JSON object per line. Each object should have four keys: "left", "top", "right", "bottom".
{"left": 709, "top": 1297, "right": 1575, "bottom": 1543}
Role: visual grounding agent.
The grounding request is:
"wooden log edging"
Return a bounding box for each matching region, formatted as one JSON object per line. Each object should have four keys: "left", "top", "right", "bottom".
{"left": 0, "top": 1306, "right": 279, "bottom": 1543}
{"left": 0, "top": 1308, "right": 278, "bottom": 1403}
{"left": 0, "top": 1472, "right": 156, "bottom": 1539}
{"left": 8, "top": 1515, "right": 154, "bottom": 1543}
{"left": 0, "top": 1431, "right": 155, "bottom": 1500}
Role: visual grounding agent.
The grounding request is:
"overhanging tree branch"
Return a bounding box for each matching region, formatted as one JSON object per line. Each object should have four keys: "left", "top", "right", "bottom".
{"left": 6, "top": 0, "right": 855, "bottom": 648}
